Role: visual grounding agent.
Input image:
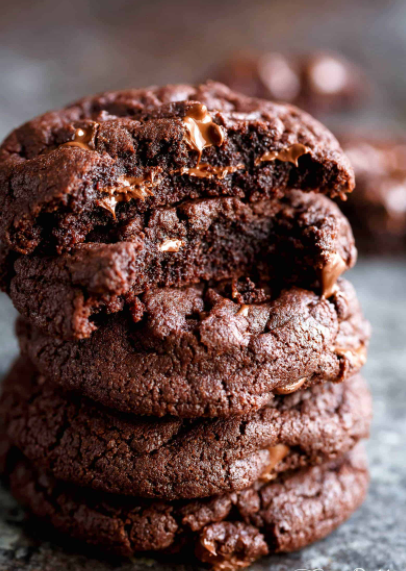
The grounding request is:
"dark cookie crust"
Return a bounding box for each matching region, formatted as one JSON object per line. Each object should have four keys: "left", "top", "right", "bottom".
{"left": 0, "top": 191, "right": 356, "bottom": 340}
{"left": 2, "top": 446, "right": 369, "bottom": 568}
{"left": 340, "top": 135, "right": 406, "bottom": 252}
{"left": 0, "top": 358, "right": 371, "bottom": 500}
{"left": 17, "top": 278, "right": 370, "bottom": 418}
{"left": 0, "top": 81, "right": 354, "bottom": 255}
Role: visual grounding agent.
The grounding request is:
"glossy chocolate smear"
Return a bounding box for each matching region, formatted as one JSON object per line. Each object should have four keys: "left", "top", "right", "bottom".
{"left": 97, "top": 170, "right": 161, "bottom": 216}
{"left": 259, "top": 444, "right": 290, "bottom": 482}
{"left": 335, "top": 344, "right": 367, "bottom": 368}
{"left": 274, "top": 377, "right": 307, "bottom": 395}
{"left": 180, "top": 163, "right": 244, "bottom": 179}
{"left": 62, "top": 123, "right": 98, "bottom": 151}
{"left": 321, "top": 252, "right": 348, "bottom": 297}
{"left": 183, "top": 103, "right": 225, "bottom": 162}
{"left": 256, "top": 143, "right": 310, "bottom": 167}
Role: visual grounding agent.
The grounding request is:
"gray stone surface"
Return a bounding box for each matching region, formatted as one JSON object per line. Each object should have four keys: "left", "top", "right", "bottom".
{"left": 0, "top": 258, "right": 405, "bottom": 571}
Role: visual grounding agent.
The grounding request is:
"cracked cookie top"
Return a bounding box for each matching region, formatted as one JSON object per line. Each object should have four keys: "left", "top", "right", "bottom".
{"left": 0, "top": 358, "right": 371, "bottom": 500}
{"left": 17, "top": 278, "right": 370, "bottom": 418}
{"left": 2, "top": 444, "right": 369, "bottom": 566}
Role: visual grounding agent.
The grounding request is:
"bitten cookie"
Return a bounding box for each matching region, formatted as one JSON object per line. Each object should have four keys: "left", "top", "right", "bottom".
{"left": 17, "top": 278, "right": 370, "bottom": 418}
{"left": 0, "top": 358, "right": 371, "bottom": 500}
{"left": 0, "top": 81, "right": 354, "bottom": 254}
{"left": 0, "top": 191, "right": 356, "bottom": 340}
{"left": 1, "top": 445, "right": 369, "bottom": 569}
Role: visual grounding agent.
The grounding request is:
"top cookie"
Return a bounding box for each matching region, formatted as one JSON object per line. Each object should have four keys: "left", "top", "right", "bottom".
{"left": 0, "top": 81, "right": 354, "bottom": 254}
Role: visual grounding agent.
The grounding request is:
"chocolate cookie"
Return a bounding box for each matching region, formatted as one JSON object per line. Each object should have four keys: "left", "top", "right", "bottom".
{"left": 17, "top": 278, "right": 370, "bottom": 418}
{"left": 212, "top": 51, "right": 368, "bottom": 113}
{"left": 340, "top": 135, "right": 406, "bottom": 252}
{"left": 2, "top": 445, "right": 369, "bottom": 568}
{"left": 0, "top": 191, "right": 356, "bottom": 340}
{"left": 0, "top": 81, "right": 354, "bottom": 255}
{"left": 0, "top": 358, "right": 371, "bottom": 500}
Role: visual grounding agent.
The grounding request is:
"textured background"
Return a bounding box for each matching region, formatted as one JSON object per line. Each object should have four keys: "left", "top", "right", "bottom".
{"left": 0, "top": 0, "right": 406, "bottom": 569}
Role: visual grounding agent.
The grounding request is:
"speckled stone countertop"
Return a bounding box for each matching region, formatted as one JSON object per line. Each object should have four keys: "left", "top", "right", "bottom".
{"left": 0, "top": 258, "right": 405, "bottom": 571}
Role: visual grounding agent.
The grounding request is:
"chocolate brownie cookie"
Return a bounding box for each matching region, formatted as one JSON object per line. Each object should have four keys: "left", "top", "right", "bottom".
{"left": 2, "top": 445, "right": 369, "bottom": 568}
{"left": 0, "top": 358, "right": 371, "bottom": 500}
{"left": 340, "top": 135, "right": 406, "bottom": 252}
{"left": 0, "top": 191, "right": 356, "bottom": 340}
{"left": 212, "top": 52, "right": 368, "bottom": 113}
{"left": 0, "top": 81, "right": 355, "bottom": 255}
{"left": 17, "top": 278, "right": 370, "bottom": 418}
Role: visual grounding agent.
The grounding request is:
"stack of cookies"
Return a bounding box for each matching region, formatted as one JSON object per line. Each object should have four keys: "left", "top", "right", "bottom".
{"left": 0, "top": 82, "right": 371, "bottom": 569}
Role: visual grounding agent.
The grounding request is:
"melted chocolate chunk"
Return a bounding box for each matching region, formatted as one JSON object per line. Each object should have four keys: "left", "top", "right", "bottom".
{"left": 183, "top": 103, "right": 225, "bottom": 161}
{"left": 255, "top": 143, "right": 310, "bottom": 167}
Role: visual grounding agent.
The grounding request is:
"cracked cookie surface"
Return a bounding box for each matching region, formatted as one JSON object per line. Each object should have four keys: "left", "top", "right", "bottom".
{"left": 17, "top": 278, "right": 370, "bottom": 418}
{"left": 0, "top": 358, "right": 371, "bottom": 500}
{"left": 1, "top": 445, "right": 369, "bottom": 568}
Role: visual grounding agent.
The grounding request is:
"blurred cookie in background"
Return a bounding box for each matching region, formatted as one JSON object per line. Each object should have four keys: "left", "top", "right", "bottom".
{"left": 211, "top": 51, "right": 369, "bottom": 114}
{"left": 340, "top": 135, "right": 406, "bottom": 253}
